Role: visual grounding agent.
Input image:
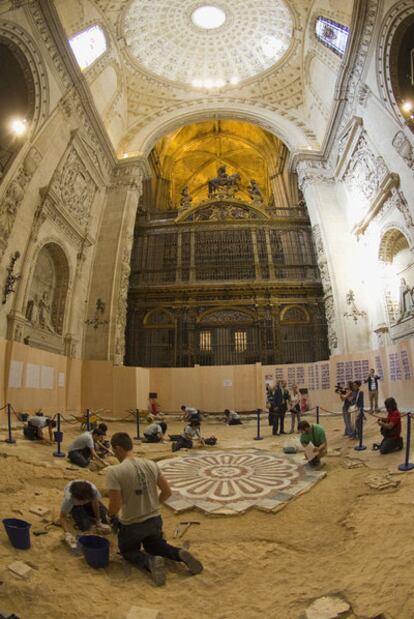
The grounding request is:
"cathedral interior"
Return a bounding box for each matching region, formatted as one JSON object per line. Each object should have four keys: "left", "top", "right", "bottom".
{"left": 0, "top": 1, "right": 414, "bottom": 618}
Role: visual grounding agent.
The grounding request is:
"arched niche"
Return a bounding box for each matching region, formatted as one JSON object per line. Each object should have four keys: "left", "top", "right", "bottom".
{"left": 280, "top": 305, "right": 310, "bottom": 324}
{"left": 378, "top": 228, "right": 413, "bottom": 325}
{"left": 25, "top": 243, "right": 70, "bottom": 336}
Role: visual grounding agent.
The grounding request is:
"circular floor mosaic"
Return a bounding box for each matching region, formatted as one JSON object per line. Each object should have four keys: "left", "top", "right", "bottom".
{"left": 159, "top": 449, "right": 326, "bottom": 515}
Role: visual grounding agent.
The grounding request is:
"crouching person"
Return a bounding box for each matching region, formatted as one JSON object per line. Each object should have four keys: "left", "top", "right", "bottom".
{"left": 224, "top": 409, "right": 242, "bottom": 425}
{"left": 67, "top": 428, "right": 107, "bottom": 468}
{"left": 298, "top": 420, "right": 327, "bottom": 468}
{"left": 144, "top": 421, "right": 167, "bottom": 443}
{"left": 60, "top": 480, "right": 111, "bottom": 547}
{"left": 107, "top": 432, "right": 203, "bottom": 586}
{"left": 376, "top": 397, "right": 403, "bottom": 454}
{"left": 23, "top": 412, "right": 56, "bottom": 443}
{"left": 172, "top": 419, "right": 204, "bottom": 452}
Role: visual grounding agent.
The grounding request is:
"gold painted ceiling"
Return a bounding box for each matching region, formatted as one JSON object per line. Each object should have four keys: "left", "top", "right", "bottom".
{"left": 152, "top": 120, "right": 286, "bottom": 208}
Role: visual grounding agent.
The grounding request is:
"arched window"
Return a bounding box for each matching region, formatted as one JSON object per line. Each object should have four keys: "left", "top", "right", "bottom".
{"left": 315, "top": 17, "right": 349, "bottom": 57}
{"left": 69, "top": 25, "right": 107, "bottom": 70}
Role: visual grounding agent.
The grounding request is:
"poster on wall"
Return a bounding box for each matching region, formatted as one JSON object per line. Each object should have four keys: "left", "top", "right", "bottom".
{"left": 223, "top": 379, "right": 232, "bottom": 387}
{"left": 41, "top": 366, "right": 54, "bottom": 390}
{"left": 308, "top": 364, "right": 320, "bottom": 390}
{"left": 388, "top": 352, "right": 402, "bottom": 381}
{"left": 264, "top": 374, "right": 273, "bottom": 385}
{"left": 320, "top": 363, "right": 330, "bottom": 390}
{"left": 375, "top": 355, "right": 384, "bottom": 379}
{"left": 400, "top": 350, "right": 412, "bottom": 381}
{"left": 296, "top": 366, "right": 305, "bottom": 385}
{"left": 287, "top": 367, "right": 296, "bottom": 386}
{"left": 336, "top": 362, "right": 345, "bottom": 384}
{"left": 26, "top": 364, "right": 40, "bottom": 389}
{"left": 8, "top": 360, "right": 23, "bottom": 388}
{"left": 275, "top": 367, "right": 284, "bottom": 382}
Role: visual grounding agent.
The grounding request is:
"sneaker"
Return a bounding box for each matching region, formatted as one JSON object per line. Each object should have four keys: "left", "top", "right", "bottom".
{"left": 179, "top": 549, "right": 203, "bottom": 575}
{"left": 147, "top": 555, "right": 166, "bottom": 586}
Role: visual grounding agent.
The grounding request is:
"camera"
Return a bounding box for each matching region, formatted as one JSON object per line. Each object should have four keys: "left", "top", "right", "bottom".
{"left": 334, "top": 383, "right": 346, "bottom": 395}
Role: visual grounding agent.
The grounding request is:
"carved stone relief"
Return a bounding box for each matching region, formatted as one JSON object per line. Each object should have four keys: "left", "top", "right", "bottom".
{"left": 49, "top": 146, "right": 96, "bottom": 229}
{"left": 296, "top": 160, "right": 334, "bottom": 191}
{"left": 0, "top": 147, "right": 43, "bottom": 259}
{"left": 392, "top": 131, "right": 414, "bottom": 171}
{"left": 114, "top": 238, "right": 132, "bottom": 364}
{"left": 343, "top": 134, "right": 388, "bottom": 202}
{"left": 312, "top": 224, "right": 338, "bottom": 350}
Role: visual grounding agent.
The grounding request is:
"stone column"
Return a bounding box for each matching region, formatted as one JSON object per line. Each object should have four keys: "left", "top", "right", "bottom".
{"left": 83, "top": 159, "right": 149, "bottom": 364}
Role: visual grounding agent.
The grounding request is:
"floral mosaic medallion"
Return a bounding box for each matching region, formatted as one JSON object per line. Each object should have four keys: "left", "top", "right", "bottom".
{"left": 160, "top": 449, "right": 326, "bottom": 515}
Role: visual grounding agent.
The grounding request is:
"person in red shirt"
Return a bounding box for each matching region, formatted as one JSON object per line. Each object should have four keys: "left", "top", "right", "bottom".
{"left": 376, "top": 397, "right": 403, "bottom": 454}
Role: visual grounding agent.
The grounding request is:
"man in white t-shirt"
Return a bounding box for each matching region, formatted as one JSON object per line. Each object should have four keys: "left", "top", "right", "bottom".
{"left": 67, "top": 428, "right": 107, "bottom": 468}
{"left": 224, "top": 409, "right": 242, "bottom": 425}
{"left": 143, "top": 422, "right": 167, "bottom": 443}
{"left": 180, "top": 405, "right": 201, "bottom": 423}
{"left": 23, "top": 413, "right": 56, "bottom": 442}
{"left": 59, "top": 480, "right": 110, "bottom": 546}
{"left": 107, "top": 432, "right": 203, "bottom": 586}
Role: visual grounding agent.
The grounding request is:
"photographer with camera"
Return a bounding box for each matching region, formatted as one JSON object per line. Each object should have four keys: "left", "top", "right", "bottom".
{"left": 337, "top": 381, "right": 356, "bottom": 438}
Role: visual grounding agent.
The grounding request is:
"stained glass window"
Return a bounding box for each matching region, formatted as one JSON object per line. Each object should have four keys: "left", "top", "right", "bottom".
{"left": 69, "top": 25, "right": 107, "bottom": 70}
{"left": 315, "top": 17, "right": 349, "bottom": 57}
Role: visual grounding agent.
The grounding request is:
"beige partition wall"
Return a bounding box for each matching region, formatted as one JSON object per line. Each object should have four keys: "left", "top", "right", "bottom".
{"left": 1, "top": 339, "right": 413, "bottom": 417}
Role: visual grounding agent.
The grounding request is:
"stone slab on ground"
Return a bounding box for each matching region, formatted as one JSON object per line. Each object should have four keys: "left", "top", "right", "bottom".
{"left": 29, "top": 506, "right": 50, "bottom": 517}
{"left": 126, "top": 606, "right": 160, "bottom": 619}
{"left": 305, "top": 595, "right": 350, "bottom": 619}
{"left": 8, "top": 561, "right": 33, "bottom": 580}
{"left": 365, "top": 474, "right": 400, "bottom": 490}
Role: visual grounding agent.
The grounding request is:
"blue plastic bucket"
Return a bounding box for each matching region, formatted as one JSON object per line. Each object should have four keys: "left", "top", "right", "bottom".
{"left": 78, "top": 535, "right": 109, "bottom": 569}
{"left": 3, "top": 518, "right": 31, "bottom": 550}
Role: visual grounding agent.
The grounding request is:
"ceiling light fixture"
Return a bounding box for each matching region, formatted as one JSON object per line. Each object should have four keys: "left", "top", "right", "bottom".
{"left": 191, "top": 5, "right": 226, "bottom": 30}
{"left": 10, "top": 118, "right": 27, "bottom": 136}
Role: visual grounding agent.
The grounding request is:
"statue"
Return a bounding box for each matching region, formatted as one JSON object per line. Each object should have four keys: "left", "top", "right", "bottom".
{"left": 38, "top": 291, "right": 56, "bottom": 333}
{"left": 208, "top": 165, "right": 241, "bottom": 198}
{"left": 180, "top": 186, "right": 192, "bottom": 209}
{"left": 398, "top": 278, "right": 414, "bottom": 322}
{"left": 26, "top": 294, "right": 40, "bottom": 327}
{"left": 248, "top": 179, "right": 263, "bottom": 204}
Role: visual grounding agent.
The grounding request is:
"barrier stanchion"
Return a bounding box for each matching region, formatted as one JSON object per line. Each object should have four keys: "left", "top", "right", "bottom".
{"left": 254, "top": 409, "right": 263, "bottom": 441}
{"left": 316, "top": 405, "right": 320, "bottom": 425}
{"left": 134, "top": 409, "right": 141, "bottom": 441}
{"left": 53, "top": 413, "right": 65, "bottom": 458}
{"left": 354, "top": 408, "right": 367, "bottom": 451}
{"left": 86, "top": 408, "right": 91, "bottom": 432}
{"left": 5, "top": 403, "right": 16, "bottom": 444}
{"left": 398, "top": 414, "right": 414, "bottom": 472}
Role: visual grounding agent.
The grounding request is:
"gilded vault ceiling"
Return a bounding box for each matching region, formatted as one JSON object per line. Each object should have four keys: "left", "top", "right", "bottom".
{"left": 153, "top": 119, "right": 285, "bottom": 207}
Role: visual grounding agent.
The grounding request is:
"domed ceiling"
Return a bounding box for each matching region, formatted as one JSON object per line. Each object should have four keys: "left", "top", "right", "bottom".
{"left": 123, "top": 1, "right": 293, "bottom": 87}
{"left": 151, "top": 119, "right": 285, "bottom": 207}
{"left": 55, "top": 0, "right": 355, "bottom": 154}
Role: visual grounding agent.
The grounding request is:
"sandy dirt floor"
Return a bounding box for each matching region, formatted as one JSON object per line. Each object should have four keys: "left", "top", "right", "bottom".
{"left": 0, "top": 412, "right": 413, "bottom": 619}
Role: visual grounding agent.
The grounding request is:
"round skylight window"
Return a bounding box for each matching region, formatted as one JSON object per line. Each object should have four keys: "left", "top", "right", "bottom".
{"left": 191, "top": 5, "right": 226, "bottom": 30}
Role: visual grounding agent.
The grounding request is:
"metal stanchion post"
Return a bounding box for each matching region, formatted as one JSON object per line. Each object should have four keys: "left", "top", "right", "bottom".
{"left": 316, "top": 405, "right": 320, "bottom": 425}
{"left": 354, "top": 408, "right": 367, "bottom": 451}
{"left": 5, "top": 403, "right": 16, "bottom": 444}
{"left": 254, "top": 409, "right": 263, "bottom": 441}
{"left": 134, "top": 408, "right": 141, "bottom": 441}
{"left": 398, "top": 414, "right": 414, "bottom": 472}
{"left": 53, "top": 413, "right": 65, "bottom": 458}
{"left": 86, "top": 408, "right": 91, "bottom": 432}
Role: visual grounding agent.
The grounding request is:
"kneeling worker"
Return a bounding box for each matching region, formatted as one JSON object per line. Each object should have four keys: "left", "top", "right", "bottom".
{"left": 60, "top": 480, "right": 111, "bottom": 547}
{"left": 107, "top": 432, "right": 203, "bottom": 586}
{"left": 224, "top": 409, "right": 242, "bottom": 425}
{"left": 23, "top": 412, "right": 56, "bottom": 443}
{"left": 67, "top": 428, "right": 107, "bottom": 468}
{"left": 143, "top": 421, "right": 167, "bottom": 443}
{"left": 298, "top": 420, "right": 327, "bottom": 467}
{"left": 376, "top": 397, "right": 403, "bottom": 454}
